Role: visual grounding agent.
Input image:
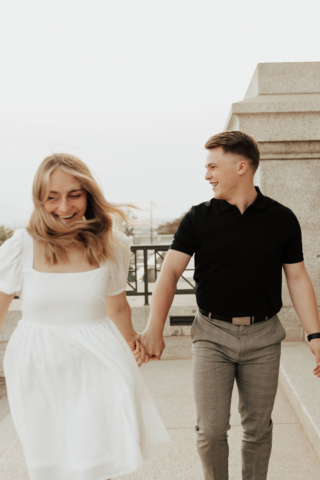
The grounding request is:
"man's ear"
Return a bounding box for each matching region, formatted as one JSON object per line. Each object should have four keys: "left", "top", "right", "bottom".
{"left": 238, "top": 160, "right": 248, "bottom": 176}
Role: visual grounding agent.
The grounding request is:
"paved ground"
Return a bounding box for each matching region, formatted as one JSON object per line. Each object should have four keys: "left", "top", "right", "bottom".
{"left": 1, "top": 359, "right": 320, "bottom": 479}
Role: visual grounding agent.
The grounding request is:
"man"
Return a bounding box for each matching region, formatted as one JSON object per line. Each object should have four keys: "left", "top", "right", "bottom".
{"left": 141, "top": 130, "right": 320, "bottom": 480}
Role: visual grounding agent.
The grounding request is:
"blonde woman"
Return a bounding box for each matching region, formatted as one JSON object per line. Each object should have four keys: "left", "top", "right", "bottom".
{"left": 0, "top": 154, "right": 169, "bottom": 480}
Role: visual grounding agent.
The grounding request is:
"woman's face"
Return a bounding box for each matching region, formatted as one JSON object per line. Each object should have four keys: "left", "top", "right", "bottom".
{"left": 44, "top": 168, "right": 87, "bottom": 223}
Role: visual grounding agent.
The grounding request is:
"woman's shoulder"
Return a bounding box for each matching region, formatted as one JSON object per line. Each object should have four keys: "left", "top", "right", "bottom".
{"left": 0, "top": 229, "right": 27, "bottom": 294}
{"left": 0, "top": 228, "right": 27, "bottom": 249}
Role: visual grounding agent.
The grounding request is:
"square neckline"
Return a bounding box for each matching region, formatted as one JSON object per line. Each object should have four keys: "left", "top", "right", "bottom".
{"left": 26, "top": 231, "right": 102, "bottom": 275}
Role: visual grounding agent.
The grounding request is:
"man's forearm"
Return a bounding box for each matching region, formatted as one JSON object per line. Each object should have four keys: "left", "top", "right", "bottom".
{"left": 148, "top": 270, "right": 178, "bottom": 333}
{"left": 287, "top": 273, "right": 320, "bottom": 334}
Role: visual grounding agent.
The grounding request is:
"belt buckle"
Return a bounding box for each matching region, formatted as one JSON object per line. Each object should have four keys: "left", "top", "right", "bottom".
{"left": 232, "top": 316, "right": 251, "bottom": 326}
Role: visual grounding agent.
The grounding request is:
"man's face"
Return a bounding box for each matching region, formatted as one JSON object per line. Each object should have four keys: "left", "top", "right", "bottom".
{"left": 205, "top": 147, "right": 245, "bottom": 200}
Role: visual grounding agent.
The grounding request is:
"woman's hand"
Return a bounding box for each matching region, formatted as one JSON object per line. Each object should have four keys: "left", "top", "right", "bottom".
{"left": 107, "top": 293, "right": 149, "bottom": 366}
{"left": 126, "top": 332, "right": 148, "bottom": 367}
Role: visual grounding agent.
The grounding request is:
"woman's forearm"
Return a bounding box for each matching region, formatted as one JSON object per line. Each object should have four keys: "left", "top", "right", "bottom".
{"left": 108, "top": 301, "right": 136, "bottom": 340}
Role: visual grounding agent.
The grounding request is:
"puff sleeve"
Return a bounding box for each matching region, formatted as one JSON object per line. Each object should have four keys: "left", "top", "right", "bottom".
{"left": 107, "top": 231, "right": 131, "bottom": 296}
{"left": 0, "top": 229, "right": 24, "bottom": 295}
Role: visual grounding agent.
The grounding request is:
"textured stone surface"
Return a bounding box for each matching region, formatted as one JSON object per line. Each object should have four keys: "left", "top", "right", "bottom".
{"left": 0, "top": 441, "right": 28, "bottom": 480}
{"left": 245, "top": 62, "right": 320, "bottom": 97}
{"left": 0, "top": 311, "right": 21, "bottom": 342}
{"left": 278, "top": 307, "right": 304, "bottom": 341}
{"left": 280, "top": 342, "right": 320, "bottom": 462}
{"left": 161, "top": 335, "right": 192, "bottom": 359}
{"left": 235, "top": 94, "right": 320, "bottom": 112}
{"left": 234, "top": 112, "right": 320, "bottom": 142}
{"left": 0, "top": 380, "right": 7, "bottom": 403}
{"left": 260, "top": 159, "right": 320, "bottom": 230}
{"left": 0, "top": 395, "right": 9, "bottom": 423}
{"left": 0, "top": 414, "right": 19, "bottom": 459}
{"left": 259, "top": 140, "right": 320, "bottom": 156}
{"left": 0, "top": 343, "right": 6, "bottom": 377}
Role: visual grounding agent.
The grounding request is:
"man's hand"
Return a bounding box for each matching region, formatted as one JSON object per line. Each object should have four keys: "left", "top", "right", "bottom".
{"left": 310, "top": 338, "right": 320, "bottom": 377}
{"left": 140, "top": 326, "right": 165, "bottom": 361}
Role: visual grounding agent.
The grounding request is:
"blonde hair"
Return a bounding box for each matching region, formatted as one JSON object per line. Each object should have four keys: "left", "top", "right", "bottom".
{"left": 28, "top": 153, "right": 135, "bottom": 265}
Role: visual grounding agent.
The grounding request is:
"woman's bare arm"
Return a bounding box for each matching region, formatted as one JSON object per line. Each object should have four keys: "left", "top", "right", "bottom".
{"left": 107, "top": 291, "right": 145, "bottom": 366}
{"left": 0, "top": 292, "right": 15, "bottom": 331}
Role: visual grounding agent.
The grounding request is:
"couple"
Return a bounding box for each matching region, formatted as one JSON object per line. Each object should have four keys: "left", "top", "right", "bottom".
{"left": 0, "top": 130, "right": 320, "bottom": 480}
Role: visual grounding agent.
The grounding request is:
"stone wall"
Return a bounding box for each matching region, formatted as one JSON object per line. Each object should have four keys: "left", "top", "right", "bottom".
{"left": 225, "top": 62, "right": 320, "bottom": 341}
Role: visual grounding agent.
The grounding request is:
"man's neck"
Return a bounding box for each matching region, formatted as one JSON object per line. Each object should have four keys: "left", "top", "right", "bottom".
{"left": 225, "top": 185, "right": 258, "bottom": 215}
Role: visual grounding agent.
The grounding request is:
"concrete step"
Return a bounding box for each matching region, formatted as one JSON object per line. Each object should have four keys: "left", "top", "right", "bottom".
{"left": 279, "top": 341, "right": 320, "bottom": 462}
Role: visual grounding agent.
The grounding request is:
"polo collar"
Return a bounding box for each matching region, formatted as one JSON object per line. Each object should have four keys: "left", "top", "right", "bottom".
{"left": 219, "top": 186, "right": 267, "bottom": 212}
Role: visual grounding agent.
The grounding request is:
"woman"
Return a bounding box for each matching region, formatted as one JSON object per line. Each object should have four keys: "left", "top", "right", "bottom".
{"left": 0, "top": 153, "right": 169, "bottom": 480}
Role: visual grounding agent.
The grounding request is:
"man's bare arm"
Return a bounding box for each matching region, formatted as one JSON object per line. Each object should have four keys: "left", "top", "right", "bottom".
{"left": 283, "top": 261, "right": 320, "bottom": 376}
{"left": 140, "top": 249, "right": 191, "bottom": 360}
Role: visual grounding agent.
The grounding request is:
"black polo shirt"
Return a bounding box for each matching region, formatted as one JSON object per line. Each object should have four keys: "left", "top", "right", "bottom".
{"left": 170, "top": 187, "right": 303, "bottom": 317}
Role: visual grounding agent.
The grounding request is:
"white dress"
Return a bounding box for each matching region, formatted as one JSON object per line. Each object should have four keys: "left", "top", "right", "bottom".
{"left": 0, "top": 229, "right": 169, "bottom": 480}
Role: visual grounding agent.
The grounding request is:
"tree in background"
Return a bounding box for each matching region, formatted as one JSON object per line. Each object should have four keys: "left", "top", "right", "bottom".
{"left": 0, "top": 226, "right": 14, "bottom": 246}
{"left": 157, "top": 213, "right": 186, "bottom": 235}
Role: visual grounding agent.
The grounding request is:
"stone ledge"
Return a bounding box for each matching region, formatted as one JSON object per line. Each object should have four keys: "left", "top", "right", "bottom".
{"left": 259, "top": 140, "right": 320, "bottom": 155}
{"left": 233, "top": 97, "right": 320, "bottom": 114}
{"left": 279, "top": 342, "right": 320, "bottom": 461}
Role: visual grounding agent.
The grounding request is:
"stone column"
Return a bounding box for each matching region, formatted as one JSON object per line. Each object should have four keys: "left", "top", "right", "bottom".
{"left": 225, "top": 62, "right": 320, "bottom": 341}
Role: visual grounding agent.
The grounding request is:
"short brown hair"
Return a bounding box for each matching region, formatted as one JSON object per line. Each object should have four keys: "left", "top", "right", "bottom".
{"left": 205, "top": 130, "right": 260, "bottom": 172}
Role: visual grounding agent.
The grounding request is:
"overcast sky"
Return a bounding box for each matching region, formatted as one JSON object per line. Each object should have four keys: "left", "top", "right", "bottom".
{"left": 1, "top": 0, "right": 319, "bottom": 223}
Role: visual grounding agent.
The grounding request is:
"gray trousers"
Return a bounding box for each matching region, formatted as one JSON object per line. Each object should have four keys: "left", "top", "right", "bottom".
{"left": 191, "top": 312, "right": 286, "bottom": 480}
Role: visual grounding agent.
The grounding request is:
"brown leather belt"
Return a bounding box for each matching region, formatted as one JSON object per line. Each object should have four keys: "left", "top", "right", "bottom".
{"left": 199, "top": 309, "right": 274, "bottom": 325}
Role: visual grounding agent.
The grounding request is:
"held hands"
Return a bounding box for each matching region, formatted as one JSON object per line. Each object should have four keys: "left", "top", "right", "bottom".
{"left": 140, "top": 326, "right": 165, "bottom": 361}
{"left": 310, "top": 338, "right": 320, "bottom": 377}
{"left": 126, "top": 327, "right": 166, "bottom": 366}
{"left": 126, "top": 332, "right": 148, "bottom": 367}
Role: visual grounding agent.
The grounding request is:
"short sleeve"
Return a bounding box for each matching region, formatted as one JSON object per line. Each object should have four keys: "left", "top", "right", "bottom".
{"left": 0, "top": 229, "right": 24, "bottom": 295}
{"left": 282, "top": 212, "right": 304, "bottom": 264}
{"left": 107, "top": 231, "right": 131, "bottom": 296}
{"left": 170, "top": 207, "right": 197, "bottom": 256}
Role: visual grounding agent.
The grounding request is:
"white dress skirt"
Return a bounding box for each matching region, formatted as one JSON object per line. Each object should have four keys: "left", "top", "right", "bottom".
{"left": 0, "top": 229, "right": 169, "bottom": 480}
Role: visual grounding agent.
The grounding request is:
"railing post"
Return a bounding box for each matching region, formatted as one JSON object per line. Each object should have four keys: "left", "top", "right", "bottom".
{"left": 143, "top": 249, "right": 149, "bottom": 306}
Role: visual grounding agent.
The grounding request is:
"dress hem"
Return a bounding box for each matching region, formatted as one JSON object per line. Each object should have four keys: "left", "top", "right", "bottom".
{"left": 25, "top": 439, "right": 170, "bottom": 480}
{"left": 94, "top": 440, "right": 169, "bottom": 480}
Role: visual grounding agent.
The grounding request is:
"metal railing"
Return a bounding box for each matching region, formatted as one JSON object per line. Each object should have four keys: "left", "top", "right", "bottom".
{"left": 126, "top": 244, "right": 196, "bottom": 305}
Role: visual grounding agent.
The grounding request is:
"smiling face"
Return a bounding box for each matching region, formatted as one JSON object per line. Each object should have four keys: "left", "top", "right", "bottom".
{"left": 44, "top": 168, "right": 87, "bottom": 223}
{"left": 205, "top": 146, "right": 250, "bottom": 200}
